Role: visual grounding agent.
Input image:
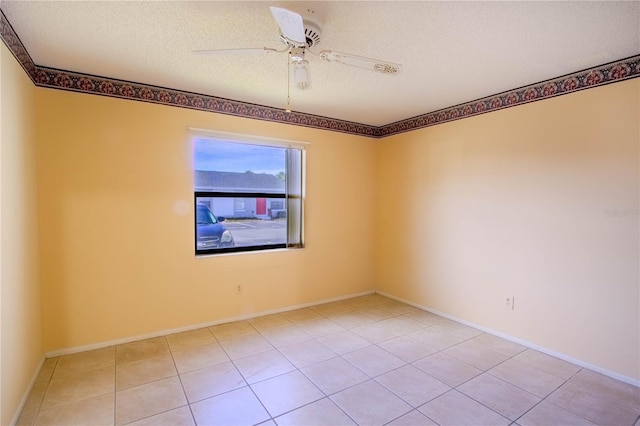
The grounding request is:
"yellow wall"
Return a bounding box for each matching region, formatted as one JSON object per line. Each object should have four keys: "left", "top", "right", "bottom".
{"left": 36, "top": 88, "right": 377, "bottom": 352}
{"left": 2, "top": 37, "right": 638, "bottom": 420}
{"left": 1, "top": 44, "right": 43, "bottom": 425}
{"left": 375, "top": 79, "right": 640, "bottom": 380}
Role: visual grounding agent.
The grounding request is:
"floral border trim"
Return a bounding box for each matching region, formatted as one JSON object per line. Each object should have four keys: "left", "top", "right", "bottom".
{"left": 378, "top": 55, "right": 640, "bottom": 137}
{"left": 0, "top": 9, "right": 377, "bottom": 137}
{"left": 0, "top": 9, "right": 36, "bottom": 81}
{"left": 2, "top": 9, "right": 638, "bottom": 138}
{"left": 32, "top": 66, "right": 380, "bottom": 137}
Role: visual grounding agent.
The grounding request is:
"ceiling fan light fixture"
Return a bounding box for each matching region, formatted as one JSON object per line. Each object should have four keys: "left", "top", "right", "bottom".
{"left": 293, "top": 60, "right": 311, "bottom": 90}
{"left": 195, "top": 6, "right": 403, "bottom": 99}
{"left": 290, "top": 46, "right": 305, "bottom": 62}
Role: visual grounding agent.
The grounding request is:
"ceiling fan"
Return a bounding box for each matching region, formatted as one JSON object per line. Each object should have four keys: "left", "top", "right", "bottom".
{"left": 194, "top": 6, "right": 402, "bottom": 95}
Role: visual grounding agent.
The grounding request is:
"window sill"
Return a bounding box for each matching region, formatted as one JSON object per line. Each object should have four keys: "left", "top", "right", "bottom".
{"left": 195, "top": 246, "right": 303, "bottom": 258}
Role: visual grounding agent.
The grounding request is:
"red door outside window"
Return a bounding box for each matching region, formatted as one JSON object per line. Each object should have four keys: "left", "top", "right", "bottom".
{"left": 256, "top": 198, "right": 266, "bottom": 215}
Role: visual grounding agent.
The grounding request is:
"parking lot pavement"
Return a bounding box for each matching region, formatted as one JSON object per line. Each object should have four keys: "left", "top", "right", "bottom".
{"left": 224, "top": 219, "right": 287, "bottom": 246}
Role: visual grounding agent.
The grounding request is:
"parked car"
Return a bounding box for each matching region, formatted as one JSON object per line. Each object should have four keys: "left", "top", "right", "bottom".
{"left": 196, "top": 204, "right": 234, "bottom": 249}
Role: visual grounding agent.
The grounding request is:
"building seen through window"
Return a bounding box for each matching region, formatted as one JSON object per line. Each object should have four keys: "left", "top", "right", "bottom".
{"left": 194, "top": 137, "right": 303, "bottom": 255}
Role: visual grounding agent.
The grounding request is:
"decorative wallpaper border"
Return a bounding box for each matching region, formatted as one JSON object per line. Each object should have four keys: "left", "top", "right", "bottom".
{"left": 2, "top": 9, "right": 638, "bottom": 138}
{"left": 32, "top": 65, "right": 380, "bottom": 137}
{"left": 379, "top": 55, "right": 640, "bottom": 137}
{"left": 0, "top": 9, "right": 36, "bottom": 81}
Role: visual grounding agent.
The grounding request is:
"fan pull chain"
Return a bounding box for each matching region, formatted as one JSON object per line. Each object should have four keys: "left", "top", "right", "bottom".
{"left": 285, "top": 51, "right": 292, "bottom": 113}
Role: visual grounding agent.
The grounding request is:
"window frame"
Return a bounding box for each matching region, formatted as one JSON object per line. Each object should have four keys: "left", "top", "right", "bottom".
{"left": 191, "top": 129, "right": 306, "bottom": 256}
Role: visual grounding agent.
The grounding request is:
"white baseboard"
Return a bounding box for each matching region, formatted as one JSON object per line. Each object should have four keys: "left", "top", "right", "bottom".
{"left": 46, "top": 289, "right": 375, "bottom": 358}
{"left": 375, "top": 290, "right": 640, "bottom": 388}
{"left": 10, "top": 355, "right": 45, "bottom": 426}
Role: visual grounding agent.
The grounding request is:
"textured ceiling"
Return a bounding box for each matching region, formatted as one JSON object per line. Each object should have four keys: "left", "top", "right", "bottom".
{"left": 2, "top": 1, "right": 639, "bottom": 126}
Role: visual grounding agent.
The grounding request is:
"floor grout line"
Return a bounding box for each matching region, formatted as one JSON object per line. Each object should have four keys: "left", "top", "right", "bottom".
{"left": 19, "top": 295, "right": 640, "bottom": 426}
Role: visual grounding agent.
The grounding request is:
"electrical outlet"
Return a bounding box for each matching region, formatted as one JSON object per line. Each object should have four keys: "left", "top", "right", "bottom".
{"left": 236, "top": 284, "right": 243, "bottom": 294}
{"left": 504, "top": 297, "right": 515, "bottom": 310}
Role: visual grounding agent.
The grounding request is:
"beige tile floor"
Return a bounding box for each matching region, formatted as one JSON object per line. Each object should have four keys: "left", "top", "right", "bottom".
{"left": 17, "top": 294, "right": 640, "bottom": 426}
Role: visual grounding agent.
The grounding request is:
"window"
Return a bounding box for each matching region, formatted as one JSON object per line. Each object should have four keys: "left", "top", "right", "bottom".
{"left": 194, "top": 134, "right": 304, "bottom": 255}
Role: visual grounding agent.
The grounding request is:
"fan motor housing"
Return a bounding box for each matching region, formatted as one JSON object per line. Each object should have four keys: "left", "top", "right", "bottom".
{"left": 304, "top": 19, "right": 322, "bottom": 48}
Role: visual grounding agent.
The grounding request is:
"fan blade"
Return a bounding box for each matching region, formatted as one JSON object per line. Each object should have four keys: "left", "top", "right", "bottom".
{"left": 193, "top": 47, "right": 279, "bottom": 56}
{"left": 269, "top": 6, "right": 306, "bottom": 46}
{"left": 319, "top": 50, "right": 402, "bottom": 75}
